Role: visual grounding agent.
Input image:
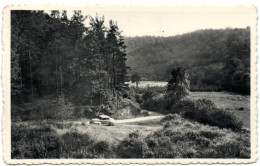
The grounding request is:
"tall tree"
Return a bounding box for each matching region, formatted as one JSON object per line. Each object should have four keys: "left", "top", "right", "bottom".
{"left": 107, "top": 20, "right": 129, "bottom": 95}
{"left": 164, "top": 67, "right": 190, "bottom": 109}
{"left": 11, "top": 12, "right": 22, "bottom": 102}
{"left": 11, "top": 10, "right": 130, "bottom": 108}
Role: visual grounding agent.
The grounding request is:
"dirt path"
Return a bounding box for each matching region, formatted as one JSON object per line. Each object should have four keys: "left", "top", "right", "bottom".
{"left": 116, "top": 115, "right": 164, "bottom": 124}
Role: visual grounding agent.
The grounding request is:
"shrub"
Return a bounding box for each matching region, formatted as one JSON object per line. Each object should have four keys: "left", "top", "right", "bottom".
{"left": 169, "top": 99, "right": 195, "bottom": 114}
{"left": 161, "top": 114, "right": 181, "bottom": 123}
{"left": 123, "top": 93, "right": 128, "bottom": 98}
{"left": 142, "top": 90, "right": 154, "bottom": 101}
{"left": 181, "top": 99, "right": 243, "bottom": 131}
{"left": 141, "top": 98, "right": 164, "bottom": 113}
{"left": 209, "top": 109, "right": 243, "bottom": 131}
{"left": 116, "top": 131, "right": 149, "bottom": 158}
{"left": 182, "top": 99, "right": 214, "bottom": 125}
{"left": 11, "top": 124, "right": 63, "bottom": 159}
{"left": 145, "top": 135, "right": 178, "bottom": 158}
{"left": 61, "top": 131, "right": 94, "bottom": 152}
{"left": 91, "top": 141, "right": 114, "bottom": 158}
{"left": 92, "top": 141, "right": 111, "bottom": 154}
{"left": 142, "top": 120, "right": 250, "bottom": 158}
{"left": 135, "top": 94, "right": 143, "bottom": 104}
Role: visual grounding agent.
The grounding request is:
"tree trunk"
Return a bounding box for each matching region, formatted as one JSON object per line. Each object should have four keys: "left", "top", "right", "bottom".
{"left": 116, "top": 91, "right": 119, "bottom": 109}
{"left": 55, "top": 45, "right": 58, "bottom": 99}
{"left": 19, "top": 60, "right": 24, "bottom": 104}
{"left": 59, "top": 54, "right": 63, "bottom": 94}
{"left": 90, "top": 90, "right": 93, "bottom": 105}
{"left": 112, "top": 53, "right": 116, "bottom": 97}
{"left": 29, "top": 50, "right": 34, "bottom": 103}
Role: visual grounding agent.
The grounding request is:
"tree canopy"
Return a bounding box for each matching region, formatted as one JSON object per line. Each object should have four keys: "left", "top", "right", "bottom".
{"left": 11, "top": 10, "right": 130, "bottom": 105}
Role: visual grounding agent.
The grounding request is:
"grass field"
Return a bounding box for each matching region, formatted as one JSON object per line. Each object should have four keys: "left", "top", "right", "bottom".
{"left": 189, "top": 91, "right": 250, "bottom": 128}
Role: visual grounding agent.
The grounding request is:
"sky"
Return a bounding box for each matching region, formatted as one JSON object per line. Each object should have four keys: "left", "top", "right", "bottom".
{"left": 61, "top": 6, "right": 254, "bottom": 37}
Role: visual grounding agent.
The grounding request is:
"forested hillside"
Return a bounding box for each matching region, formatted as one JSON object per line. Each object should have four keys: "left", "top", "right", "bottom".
{"left": 125, "top": 28, "right": 250, "bottom": 94}
{"left": 11, "top": 10, "right": 129, "bottom": 105}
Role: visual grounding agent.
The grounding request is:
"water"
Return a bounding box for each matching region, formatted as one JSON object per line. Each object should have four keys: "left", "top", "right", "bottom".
{"left": 126, "top": 81, "right": 168, "bottom": 88}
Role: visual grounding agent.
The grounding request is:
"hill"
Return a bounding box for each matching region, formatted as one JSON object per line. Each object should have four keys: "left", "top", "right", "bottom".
{"left": 125, "top": 28, "right": 250, "bottom": 94}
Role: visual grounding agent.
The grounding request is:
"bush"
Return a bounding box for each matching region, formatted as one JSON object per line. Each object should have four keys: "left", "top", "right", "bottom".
{"left": 61, "top": 132, "right": 94, "bottom": 152}
{"left": 161, "top": 114, "right": 181, "bottom": 123}
{"left": 11, "top": 124, "right": 63, "bottom": 159}
{"left": 116, "top": 131, "right": 150, "bottom": 158}
{"left": 209, "top": 109, "right": 243, "bottom": 131}
{"left": 141, "top": 98, "right": 164, "bottom": 112}
{"left": 180, "top": 99, "right": 243, "bottom": 131}
{"left": 135, "top": 94, "right": 143, "bottom": 104}
{"left": 182, "top": 99, "right": 213, "bottom": 124}
{"left": 145, "top": 134, "right": 178, "bottom": 158}
{"left": 168, "top": 99, "right": 195, "bottom": 114}
{"left": 92, "top": 141, "right": 111, "bottom": 154}
{"left": 12, "top": 118, "right": 249, "bottom": 159}
{"left": 140, "top": 119, "right": 250, "bottom": 158}
{"left": 142, "top": 90, "right": 154, "bottom": 101}
{"left": 123, "top": 93, "right": 129, "bottom": 98}
{"left": 91, "top": 141, "right": 114, "bottom": 158}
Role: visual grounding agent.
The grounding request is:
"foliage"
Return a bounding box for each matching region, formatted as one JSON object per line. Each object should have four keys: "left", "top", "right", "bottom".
{"left": 12, "top": 113, "right": 249, "bottom": 159}
{"left": 180, "top": 99, "right": 243, "bottom": 131}
{"left": 11, "top": 98, "right": 109, "bottom": 121}
{"left": 137, "top": 89, "right": 243, "bottom": 131}
{"left": 11, "top": 124, "right": 63, "bottom": 158}
{"left": 125, "top": 28, "right": 250, "bottom": 94}
{"left": 11, "top": 10, "right": 129, "bottom": 106}
{"left": 141, "top": 98, "right": 164, "bottom": 112}
{"left": 164, "top": 67, "right": 190, "bottom": 109}
{"left": 131, "top": 73, "right": 141, "bottom": 87}
{"left": 116, "top": 131, "right": 150, "bottom": 158}
{"left": 12, "top": 124, "right": 116, "bottom": 159}
{"left": 131, "top": 86, "right": 166, "bottom": 95}
{"left": 142, "top": 89, "right": 155, "bottom": 101}
{"left": 160, "top": 113, "right": 182, "bottom": 122}
{"left": 116, "top": 117, "right": 250, "bottom": 158}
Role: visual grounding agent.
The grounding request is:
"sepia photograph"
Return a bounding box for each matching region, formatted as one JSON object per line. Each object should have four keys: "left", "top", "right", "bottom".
{"left": 3, "top": 5, "right": 257, "bottom": 164}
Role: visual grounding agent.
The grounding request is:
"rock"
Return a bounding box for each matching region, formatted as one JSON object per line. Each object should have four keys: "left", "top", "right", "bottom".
{"left": 237, "top": 107, "right": 244, "bottom": 111}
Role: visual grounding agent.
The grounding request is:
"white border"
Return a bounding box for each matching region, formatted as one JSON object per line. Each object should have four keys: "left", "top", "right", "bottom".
{"left": 1, "top": 2, "right": 259, "bottom": 165}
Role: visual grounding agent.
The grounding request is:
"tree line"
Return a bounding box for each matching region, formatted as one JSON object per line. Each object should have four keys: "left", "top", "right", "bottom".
{"left": 125, "top": 28, "right": 250, "bottom": 94}
{"left": 11, "top": 10, "right": 129, "bottom": 105}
